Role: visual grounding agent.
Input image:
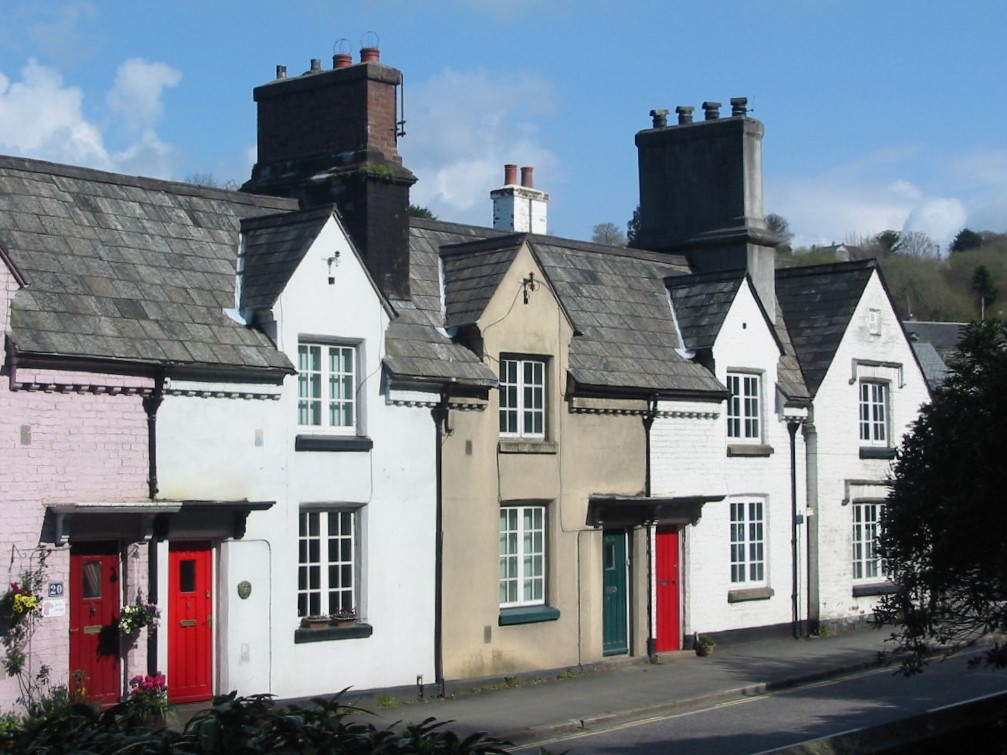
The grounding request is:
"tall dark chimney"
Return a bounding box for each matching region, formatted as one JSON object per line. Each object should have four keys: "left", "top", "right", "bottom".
{"left": 634, "top": 97, "right": 779, "bottom": 315}
{"left": 242, "top": 51, "right": 416, "bottom": 301}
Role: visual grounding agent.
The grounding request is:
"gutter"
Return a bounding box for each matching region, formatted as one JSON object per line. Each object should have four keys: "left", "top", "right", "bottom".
{"left": 142, "top": 371, "right": 165, "bottom": 499}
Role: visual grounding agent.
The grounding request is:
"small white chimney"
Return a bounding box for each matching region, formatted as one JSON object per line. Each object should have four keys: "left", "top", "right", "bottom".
{"left": 490, "top": 164, "right": 548, "bottom": 234}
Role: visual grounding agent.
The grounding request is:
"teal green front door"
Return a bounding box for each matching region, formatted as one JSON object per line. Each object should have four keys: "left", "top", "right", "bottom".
{"left": 602, "top": 529, "right": 629, "bottom": 656}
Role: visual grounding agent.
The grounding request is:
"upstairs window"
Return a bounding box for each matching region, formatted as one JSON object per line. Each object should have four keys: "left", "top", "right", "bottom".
{"left": 727, "top": 373, "right": 761, "bottom": 442}
{"left": 859, "top": 381, "right": 889, "bottom": 447}
{"left": 298, "top": 343, "right": 356, "bottom": 431}
{"left": 499, "top": 358, "right": 546, "bottom": 439}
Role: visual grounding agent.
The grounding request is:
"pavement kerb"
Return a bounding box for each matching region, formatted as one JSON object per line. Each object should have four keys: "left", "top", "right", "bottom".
{"left": 506, "top": 653, "right": 889, "bottom": 746}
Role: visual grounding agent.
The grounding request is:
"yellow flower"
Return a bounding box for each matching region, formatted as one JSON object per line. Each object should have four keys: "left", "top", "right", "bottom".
{"left": 12, "top": 593, "right": 39, "bottom": 614}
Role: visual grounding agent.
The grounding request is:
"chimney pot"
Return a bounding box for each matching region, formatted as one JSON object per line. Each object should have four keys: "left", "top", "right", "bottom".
{"left": 310, "top": 58, "right": 321, "bottom": 72}
{"left": 520, "top": 166, "right": 534, "bottom": 188}
{"left": 675, "top": 106, "right": 694, "bottom": 125}
{"left": 504, "top": 164, "right": 518, "bottom": 186}
{"left": 361, "top": 47, "right": 381, "bottom": 63}
{"left": 276, "top": 65, "right": 287, "bottom": 80}
{"left": 702, "top": 101, "right": 721, "bottom": 120}
{"left": 333, "top": 53, "right": 353, "bottom": 69}
{"left": 730, "top": 97, "right": 748, "bottom": 117}
{"left": 650, "top": 109, "right": 669, "bottom": 129}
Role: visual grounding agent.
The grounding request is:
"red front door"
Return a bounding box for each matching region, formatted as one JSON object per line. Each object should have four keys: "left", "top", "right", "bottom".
{"left": 168, "top": 542, "right": 213, "bottom": 703}
{"left": 655, "top": 526, "right": 681, "bottom": 652}
{"left": 69, "top": 545, "right": 121, "bottom": 705}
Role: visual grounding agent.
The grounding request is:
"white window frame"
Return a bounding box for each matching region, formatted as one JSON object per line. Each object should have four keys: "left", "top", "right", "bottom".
{"left": 852, "top": 501, "right": 886, "bottom": 581}
{"left": 499, "top": 504, "right": 546, "bottom": 608}
{"left": 859, "top": 380, "right": 889, "bottom": 447}
{"left": 730, "top": 499, "right": 767, "bottom": 586}
{"left": 298, "top": 341, "right": 358, "bottom": 433}
{"left": 499, "top": 357, "right": 546, "bottom": 439}
{"left": 727, "top": 372, "right": 762, "bottom": 442}
{"left": 298, "top": 508, "right": 358, "bottom": 618}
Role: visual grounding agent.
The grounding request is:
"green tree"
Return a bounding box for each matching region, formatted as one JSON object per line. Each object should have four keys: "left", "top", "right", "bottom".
{"left": 875, "top": 230, "right": 901, "bottom": 255}
{"left": 627, "top": 205, "right": 641, "bottom": 247}
{"left": 592, "top": 222, "right": 626, "bottom": 246}
{"left": 765, "top": 213, "right": 793, "bottom": 251}
{"left": 408, "top": 204, "right": 438, "bottom": 220}
{"left": 874, "top": 320, "right": 1007, "bottom": 673}
{"left": 951, "top": 228, "right": 983, "bottom": 254}
{"left": 971, "top": 265, "right": 999, "bottom": 315}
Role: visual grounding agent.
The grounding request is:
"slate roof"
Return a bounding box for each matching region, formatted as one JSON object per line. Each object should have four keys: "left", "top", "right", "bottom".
{"left": 240, "top": 205, "right": 334, "bottom": 309}
{"left": 0, "top": 155, "right": 298, "bottom": 377}
{"left": 665, "top": 269, "right": 809, "bottom": 404}
{"left": 383, "top": 219, "right": 503, "bottom": 388}
{"left": 666, "top": 270, "right": 745, "bottom": 351}
{"left": 440, "top": 235, "right": 524, "bottom": 328}
{"left": 396, "top": 218, "right": 726, "bottom": 398}
{"left": 776, "top": 260, "right": 877, "bottom": 396}
{"left": 911, "top": 340, "right": 949, "bottom": 390}
{"left": 902, "top": 320, "right": 965, "bottom": 362}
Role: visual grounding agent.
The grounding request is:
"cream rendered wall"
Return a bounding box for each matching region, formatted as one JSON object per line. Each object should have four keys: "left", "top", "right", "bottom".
{"left": 157, "top": 216, "right": 437, "bottom": 698}
{"left": 653, "top": 281, "right": 807, "bottom": 636}
{"left": 807, "top": 272, "right": 929, "bottom": 626}
{"left": 440, "top": 244, "right": 647, "bottom": 680}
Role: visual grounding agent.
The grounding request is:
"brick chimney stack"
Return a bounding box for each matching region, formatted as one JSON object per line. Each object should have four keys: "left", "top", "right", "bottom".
{"left": 242, "top": 48, "right": 416, "bottom": 301}
{"left": 633, "top": 97, "right": 779, "bottom": 316}
{"left": 490, "top": 164, "right": 549, "bottom": 234}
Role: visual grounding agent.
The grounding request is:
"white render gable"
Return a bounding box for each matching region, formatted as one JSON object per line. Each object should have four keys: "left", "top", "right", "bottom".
{"left": 805, "top": 270, "right": 929, "bottom": 627}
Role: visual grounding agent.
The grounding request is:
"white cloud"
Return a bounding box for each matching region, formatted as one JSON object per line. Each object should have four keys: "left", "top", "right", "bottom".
{"left": 400, "top": 68, "right": 559, "bottom": 224}
{"left": 0, "top": 57, "right": 182, "bottom": 178}
{"left": 106, "top": 58, "right": 182, "bottom": 133}
{"left": 902, "top": 198, "right": 967, "bottom": 253}
{"left": 0, "top": 58, "right": 111, "bottom": 168}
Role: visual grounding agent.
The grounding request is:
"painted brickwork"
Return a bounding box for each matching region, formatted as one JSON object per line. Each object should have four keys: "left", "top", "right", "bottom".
{"left": 1, "top": 263, "right": 153, "bottom": 709}
{"left": 653, "top": 281, "right": 808, "bottom": 637}
{"left": 808, "top": 272, "right": 930, "bottom": 626}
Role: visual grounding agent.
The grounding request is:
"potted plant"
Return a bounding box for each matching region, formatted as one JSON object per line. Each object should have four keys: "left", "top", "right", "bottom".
{"left": 126, "top": 672, "right": 168, "bottom": 728}
{"left": 695, "top": 635, "right": 716, "bottom": 657}
{"left": 330, "top": 607, "right": 357, "bottom": 627}
{"left": 300, "top": 615, "right": 330, "bottom": 629}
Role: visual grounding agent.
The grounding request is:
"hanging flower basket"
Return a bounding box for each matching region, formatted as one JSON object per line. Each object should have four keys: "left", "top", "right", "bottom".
{"left": 1, "top": 582, "right": 41, "bottom": 626}
{"left": 118, "top": 596, "right": 160, "bottom": 635}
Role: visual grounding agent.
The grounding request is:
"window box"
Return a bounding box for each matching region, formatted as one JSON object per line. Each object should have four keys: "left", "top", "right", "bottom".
{"left": 859, "top": 446, "right": 896, "bottom": 460}
{"left": 498, "top": 605, "right": 561, "bottom": 625}
{"left": 498, "top": 440, "right": 559, "bottom": 455}
{"left": 727, "top": 444, "right": 774, "bottom": 457}
{"left": 852, "top": 582, "right": 898, "bottom": 598}
{"left": 294, "top": 623, "right": 373, "bottom": 644}
{"left": 295, "top": 435, "right": 373, "bottom": 453}
{"left": 728, "top": 586, "right": 775, "bottom": 603}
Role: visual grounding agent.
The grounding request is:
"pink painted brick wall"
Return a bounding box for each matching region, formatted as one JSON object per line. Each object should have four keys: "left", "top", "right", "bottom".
{"left": 1, "top": 262, "right": 153, "bottom": 709}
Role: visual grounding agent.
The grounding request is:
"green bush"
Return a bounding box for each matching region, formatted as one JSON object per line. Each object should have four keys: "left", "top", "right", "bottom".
{"left": 0, "top": 690, "right": 512, "bottom": 754}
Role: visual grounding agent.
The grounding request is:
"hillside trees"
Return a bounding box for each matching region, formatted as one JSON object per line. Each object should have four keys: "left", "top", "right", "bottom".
{"left": 874, "top": 320, "right": 1007, "bottom": 673}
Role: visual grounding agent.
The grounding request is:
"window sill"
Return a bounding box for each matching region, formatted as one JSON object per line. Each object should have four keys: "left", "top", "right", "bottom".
{"left": 727, "top": 444, "right": 774, "bottom": 458}
{"left": 727, "top": 586, "right": 774, "bottom": 603}
{"left": 498, "top": 440, "right": 558, "bottom": 455}
{"left": 294, "top": 622, "right": 373, "bottom": 644}
{"left": 498, "top": 605, "right": 561, "bottom": 625}
{"left": 852, "top": 582, "right": 898, "bottom": 598}
{"left": 295, "top": 435, "right": 373, "bottom": 453}
{"left": 859, "top": 446, "right": 896, "bottom": 460}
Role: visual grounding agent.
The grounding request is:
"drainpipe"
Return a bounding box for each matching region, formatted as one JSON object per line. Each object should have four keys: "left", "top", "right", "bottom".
{"left": 803, "top": 420, "right": 818, "bottom": 634}
{"left": 643, "top": 396, "right": 658, "bottom": 663}
{"left": 142, "top": 372, "right": 165, "bottom": 499}
{"left": 788, "top": 419, "right": 801, "bottom": 639}
{"left": 431, "top": 394, "right": 450, "bottom": 697}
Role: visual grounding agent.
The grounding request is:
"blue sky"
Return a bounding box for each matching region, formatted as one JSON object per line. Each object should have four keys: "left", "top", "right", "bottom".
{"left": 1, "top": 0, "right": 1004, "bottom": 251}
